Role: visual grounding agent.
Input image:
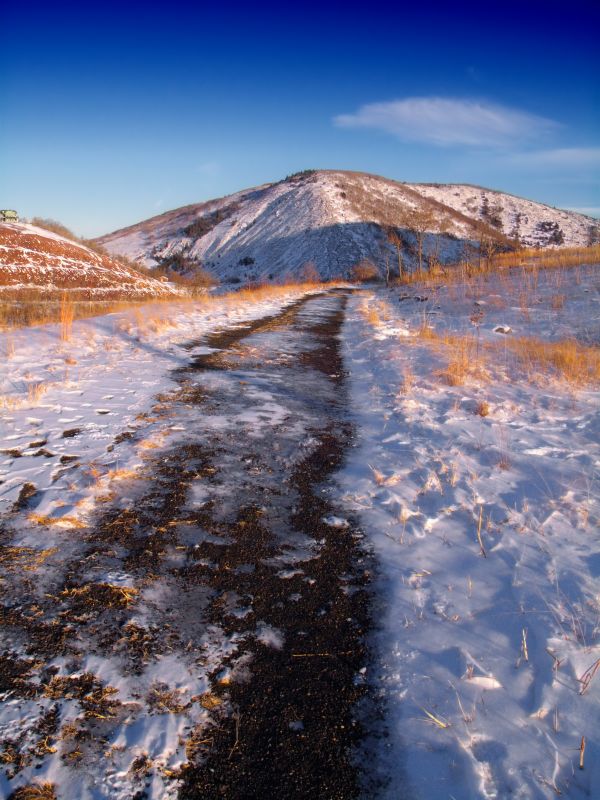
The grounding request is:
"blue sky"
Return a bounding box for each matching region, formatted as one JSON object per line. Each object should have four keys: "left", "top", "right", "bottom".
{"left": 1, "top": 0, "right": 598, "bottom": 237}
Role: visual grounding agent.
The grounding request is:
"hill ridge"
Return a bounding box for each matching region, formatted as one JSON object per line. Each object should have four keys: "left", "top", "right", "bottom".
{"left": 96, "top": 170, "right": 598, "bottom": 282}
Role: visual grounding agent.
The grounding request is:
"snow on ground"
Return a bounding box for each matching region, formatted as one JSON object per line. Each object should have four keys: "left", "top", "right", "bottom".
{"left": 2, "top": 269, "right": 599, "bottom": 798}
{"left": 409, "top": 184, "right": 596, "bottom": 249}
{"left": 339, "top": 264, "right": 600, "bottom": 798}
{"left": 0, "top": 287, "right": 322, "bottom": 523}
{"left": 0, "top": 222, "right": 177, "bottom": 297}
{"left": 0, "top": 286, "right": 328, "bottom": 799}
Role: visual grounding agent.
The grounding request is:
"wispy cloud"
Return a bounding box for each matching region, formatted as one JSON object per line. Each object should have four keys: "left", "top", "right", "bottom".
{"left": 508, "top": 147, "right": 600, "bottom": 167}
{"left": 334, "top": 97, "right": 558, "bottom": 147}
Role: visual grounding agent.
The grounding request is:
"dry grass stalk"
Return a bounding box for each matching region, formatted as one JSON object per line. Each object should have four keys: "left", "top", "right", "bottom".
{"left": 419, "top": 706, "right": 450, "bottom": 729}
{"left": 0, "top": 280, "right": 327, "bottom": 330}
{"left": 60, "top": 293, "right": 74, "bottom": 342}
{"left": 3, "top": 327, "right": 15, "bottom": 358}
{"left": 27, "top": 382, "right": 47, "bottom": 404}
{"left": 400, "top": 368, "right": 415, "bottom": 394}
{"left": 0, "top": 546, "right": 58, "bottom": 572}
{"left": 27, "top": 512, "right": 87, "bottom": 529}
{"left": 417, "top": 326, "right": 487, "bottom": 386}
{"left": 476, "top": 506, "right": 486, "bottom": 557}
{"left": 578, "top": 657, "right": 600, "bottom": 695}
{"left": 147, "top": 683, "right": 190, "bottom": 714}
{"left": 521, "top": 628, "right": 529, "bottom": 662}
{"left": 579, "top": 736, "right": 586, "bottom": 770}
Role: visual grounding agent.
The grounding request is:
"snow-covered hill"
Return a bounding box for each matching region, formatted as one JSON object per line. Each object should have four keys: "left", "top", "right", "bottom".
{"left": 408, "top": 182, "right": 595, "bottom": 248}
{"left": 97, "top": 171, "right": 598, "bottom": 283}
{"left": 0, "top": 222, "right": 180, "bottom": 298}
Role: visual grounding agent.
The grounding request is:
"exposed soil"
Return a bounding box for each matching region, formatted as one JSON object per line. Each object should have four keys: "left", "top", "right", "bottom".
{"left": 178, "top": 291, "right": 372, "bottom": 799}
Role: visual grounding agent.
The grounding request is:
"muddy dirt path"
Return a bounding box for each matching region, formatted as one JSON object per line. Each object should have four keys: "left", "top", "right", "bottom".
{"left": 0, "top": 291, "right": 374, "bottom": 800}
{"left": 176, "top": 291, "right": 372, "bottom": 798}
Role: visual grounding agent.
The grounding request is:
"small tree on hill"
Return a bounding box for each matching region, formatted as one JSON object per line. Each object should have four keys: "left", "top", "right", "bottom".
{"left": 386, "top": 228, "right": 404, "bottom": 280}
{"left": 403, "top": 207, "right": 435, "bottom": 274}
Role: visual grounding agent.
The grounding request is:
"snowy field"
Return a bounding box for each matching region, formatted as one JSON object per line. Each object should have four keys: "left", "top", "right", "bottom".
{"left": 0, "top": 265, "right": 599, "bottom": 799}
{"left": 0, "top": 288, "right": 321, "bottom": 519}
{"left": 0, "top": 287, "right": 325, "bottom": 799}
{"left": 340, "top": 264, "right": 600, "bottom": 798}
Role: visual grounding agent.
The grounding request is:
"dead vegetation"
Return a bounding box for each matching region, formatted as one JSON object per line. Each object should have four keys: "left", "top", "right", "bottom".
{"left": 42, "top": 673, "right": 121, "bottom": 719}
{"left": 8, "top": 784, "right": 57, "bottom": 800}
{"left": 0, "top": 280, "right": 325, "bottom": 330}
{"left": 505, "top": 336, "right": 600, "bottom": 386}
{"left": 409, "top": 321, "right": 600, "bottom": 389}
{"left": 58, "top": 582, "right": 139, "bottom": 610}
{"left": 395, "top": 243, "right": 600, "bottom": 287}
{"left": 417, "top": 326, "right": 488, "bottom": 386}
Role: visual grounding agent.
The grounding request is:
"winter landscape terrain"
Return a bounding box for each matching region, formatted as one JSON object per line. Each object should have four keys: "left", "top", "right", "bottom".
{"left": 0, "top": 223, "right": 176, "bottom": 300}
{"left": 0, "top": 175, "right": 599, "bottom": 800}
{"left": 97, "top": 171, "right": 598, "bottom": 284}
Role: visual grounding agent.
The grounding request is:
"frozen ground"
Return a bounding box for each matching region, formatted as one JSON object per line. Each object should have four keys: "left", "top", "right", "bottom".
{"left": 1, "top": 266, "right": 599, "bottom": 799}
{"left": 0, "top": 288, "right": 321, "bottom": 519}
{"left": 339, "top": 264, "right": 600, "bottom": 798}
{"left": 0, "top": 288, "right": 368, "bottom": 799}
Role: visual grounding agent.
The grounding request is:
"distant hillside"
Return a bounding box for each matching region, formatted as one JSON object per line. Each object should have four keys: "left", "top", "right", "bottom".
{"left": 97, "top": 170, "right": 598, "bottom": 283}
{"left": 0, "top": 221, "right": 180, "bottom": 298}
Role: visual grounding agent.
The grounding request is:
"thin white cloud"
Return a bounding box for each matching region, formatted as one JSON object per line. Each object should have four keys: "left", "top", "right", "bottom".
{"left": 334, "top": 97, "right": 558, "bottom": 147}
{"left": 509, "top": 147, "right": 600, "bottom": 167}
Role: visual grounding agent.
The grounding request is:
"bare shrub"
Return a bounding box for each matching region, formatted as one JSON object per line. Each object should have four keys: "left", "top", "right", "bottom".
{"left": 299, "top": 261, "right": 321, "bottom": 283}
{"left": 351, "top": 259, "right": 380, "bottom": 283}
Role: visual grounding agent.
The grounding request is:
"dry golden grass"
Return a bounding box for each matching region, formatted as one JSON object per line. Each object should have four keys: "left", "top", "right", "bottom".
{"left": 27, "top": 382, "right": 47, "bottom": 404}
{"left": 0, "top": 280, "right": 326, "bottom": 331}
{"left": 146, "top": 683, "right": 190, "bottom": 714}
{"left": 10, "top": 785, "right": 57, "bottom": 800}
{"left": 59, "top": 583, "right": 139, "bottom": 607}
{"left": 0, "top": 546, "right": 58, "bottom": 572}
{"left": 362, "top": 297, "right": 393, "bottom": 327}
{"left": 0, "top": 294, "right": 161, "bottom": 329}
{"left": 396, "top": 244, "right": 600, "bottom": 287}
{"left": 505, "top": 337, "right": 600, "bottom": 386}
{"left": 2, "top": 327, "right": 15, "bottom": 358}
{"left": 27, "top": 512, "right": 87, "bottom": 529}
{"left": 417, "top": 325, "right": 488, "bottom": 386}
{"left": 400, "top": 368, "right": 416, "bottom": 395}
{"left": 417, "top": 323, "right": 600, "bottom": 388}
{"left": 60, "top": 294, "right": 74, "bottom": 341}
{"left": 476, "top": 400, "right": 490, "bottom": 417}
{"left": 494, "top": 244, "right": 600, "bottom": 271}
{"left": 13, "top": 782, "right": 59, "bottom": 800}
{"left": 106, "top": 468, "right": 139, "bottom": 482}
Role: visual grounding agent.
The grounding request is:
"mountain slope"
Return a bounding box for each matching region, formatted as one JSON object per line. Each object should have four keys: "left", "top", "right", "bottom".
{"left": 406, "top": 182, "right": 594, "bottom": 248}
{"left": 97, "top": 171, "right": 598, "bottom": 282}
{"left": 0, "top": 222, "right": 179, "bottom": 298}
